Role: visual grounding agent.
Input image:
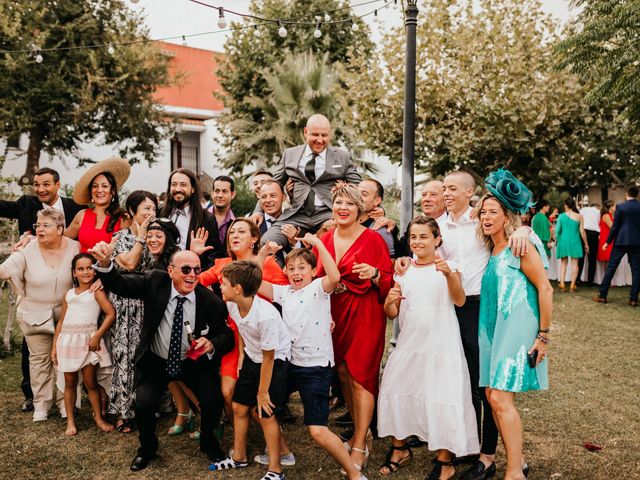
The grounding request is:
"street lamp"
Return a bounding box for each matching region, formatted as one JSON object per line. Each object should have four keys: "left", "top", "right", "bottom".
{"left": 400, "top": 0, "right": 418, "bottom": 233}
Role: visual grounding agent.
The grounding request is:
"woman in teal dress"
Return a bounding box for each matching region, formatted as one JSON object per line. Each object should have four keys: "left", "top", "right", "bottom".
{"left": 555, "top": 197, "right": 588, "bottom": 292}
{"left": 476, "top": 169, "right": 553, "bottom": 480}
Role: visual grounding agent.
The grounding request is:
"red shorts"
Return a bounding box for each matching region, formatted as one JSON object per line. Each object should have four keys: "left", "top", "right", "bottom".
{"left": 220, "top": 317, "right": 239, "bottom": 380}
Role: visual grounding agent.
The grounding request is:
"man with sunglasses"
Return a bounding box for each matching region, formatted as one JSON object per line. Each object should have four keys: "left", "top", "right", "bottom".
{"left": 90, "top": 245, "right": 234, "bottom": 471}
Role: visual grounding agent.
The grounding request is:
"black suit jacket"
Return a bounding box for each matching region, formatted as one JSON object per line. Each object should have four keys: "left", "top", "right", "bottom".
{"left": 607, "top": 198, "right": 640, "bottom": 247}
{"left": 0, "top": 194, "right": 84, "bottom": 234}
{"left": 188, "top": 210, "right": 224, "bottom": 269}
{"left": 97, "top": 267, "right": 234, "bottom": 369}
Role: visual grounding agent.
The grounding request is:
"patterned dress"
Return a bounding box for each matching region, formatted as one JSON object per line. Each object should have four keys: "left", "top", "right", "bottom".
{"left": 108, "top": 229, "right": 153, "bottom": 419}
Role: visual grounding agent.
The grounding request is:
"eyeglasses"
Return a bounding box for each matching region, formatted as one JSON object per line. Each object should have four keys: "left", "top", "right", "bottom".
{"left": 171, "top": 265, "right": 202, "bottom": 275}
{"left": 32, "top": 223, "right": 57, "bottom": 230}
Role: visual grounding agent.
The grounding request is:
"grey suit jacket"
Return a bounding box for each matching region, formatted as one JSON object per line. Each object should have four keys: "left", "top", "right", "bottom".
{"left": 273, "top": 144, "right": 361, "bottom": 220}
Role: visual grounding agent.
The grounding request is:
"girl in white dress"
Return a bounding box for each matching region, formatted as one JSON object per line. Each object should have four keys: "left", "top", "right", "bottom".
{"left": 377, "top": 216, "right": 479, "bottom": 480}
{"left": 51, "top": 253, "right": 115, "bottom": 436}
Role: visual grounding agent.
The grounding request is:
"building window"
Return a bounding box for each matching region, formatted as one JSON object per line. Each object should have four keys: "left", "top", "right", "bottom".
{"left": 170, "top": 135, "right": 200, "bottom": 174}
{"left": 6, "top": 134, "right": 20, "bottom": 149}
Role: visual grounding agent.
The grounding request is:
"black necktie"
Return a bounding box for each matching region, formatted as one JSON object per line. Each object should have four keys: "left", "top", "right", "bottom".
{"left": 304, "top": 153, "right": 318, "bottom": 216}
{"left": 167, "top": 296, "right": 188, "bottom": 377}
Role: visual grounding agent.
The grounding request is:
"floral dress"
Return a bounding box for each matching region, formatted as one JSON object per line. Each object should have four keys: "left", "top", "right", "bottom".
{"left": 108, "top": 229, "right": 153, "bottom": 419}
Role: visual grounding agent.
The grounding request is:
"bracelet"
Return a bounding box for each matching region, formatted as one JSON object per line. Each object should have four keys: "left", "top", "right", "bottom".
{"left": 135, "top": 236, "right": 146, "bottom": 245}
{"left": 538, "top": 328, "right": 550, "bottom": 334}
{"left": 537, "top": 334, "right": 550, "bottom": 344}
{"left": 371, "top": 267, "right": 379, "bottom": 280}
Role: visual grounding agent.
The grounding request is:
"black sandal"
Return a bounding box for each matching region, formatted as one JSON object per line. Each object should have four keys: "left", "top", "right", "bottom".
{"left": 116, "top": 418, "right": 135, "bottom": 433}
{"left": 426, "top": 458, "right": 455, "bottom": 480}
{"left": 379, "top": 444, "right": 413, "bottom": 475}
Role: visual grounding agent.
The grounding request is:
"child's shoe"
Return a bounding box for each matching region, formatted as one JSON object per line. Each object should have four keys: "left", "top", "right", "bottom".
{"left": 208, "top": 457, "right": 249, "bottom": 471}
{"left": 260, "top": 472, "right": 285, "bottom": 480}
{"left": 254, "top": 448, "right": 296, "bottom": 466}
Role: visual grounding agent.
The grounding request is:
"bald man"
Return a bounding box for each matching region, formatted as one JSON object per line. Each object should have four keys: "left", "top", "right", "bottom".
{"left": 91, "top": 247, "right": 234, "bottom": 470}
{"left": 261, "top": 114, "right": 361, "bottom": 248}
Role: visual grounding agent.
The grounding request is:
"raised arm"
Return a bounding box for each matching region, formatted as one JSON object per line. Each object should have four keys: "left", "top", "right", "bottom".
{"left": 299, "top": 233, "right": 339, "bottom": 293}
{"left": 256, "top": 242, "right": 282, "bottom": 300}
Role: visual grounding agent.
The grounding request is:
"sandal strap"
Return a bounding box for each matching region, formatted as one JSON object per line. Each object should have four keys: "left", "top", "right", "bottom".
{"left": 391, "top": 444, "right": 412, "bottom": 451}
{"left": 209, "top": 456, "right": 249, "bottom": 470}
{"left": 176, "top": 410, "right": 192, "bottom": 418}
{"left": 352, "top": 447, "right": 368, "bottom": 455}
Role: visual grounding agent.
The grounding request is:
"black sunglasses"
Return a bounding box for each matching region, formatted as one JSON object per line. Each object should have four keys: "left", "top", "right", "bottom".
{"left": 171, "top": 265, "right": 202, "bottom": 275}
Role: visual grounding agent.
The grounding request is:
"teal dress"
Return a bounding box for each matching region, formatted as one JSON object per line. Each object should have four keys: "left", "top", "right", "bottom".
{"left": 555, "top": 213, "right": 583, "bottom": 259}
{"left": 479, "top": 239, "right": 549, "bottom": 392}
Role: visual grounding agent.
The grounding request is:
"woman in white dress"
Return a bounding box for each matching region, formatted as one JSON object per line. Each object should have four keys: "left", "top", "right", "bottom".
{"left": 378, "top": 215, "right": 479, "bottom": 480}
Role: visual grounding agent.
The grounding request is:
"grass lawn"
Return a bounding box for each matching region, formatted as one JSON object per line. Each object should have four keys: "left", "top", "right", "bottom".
{"left": 0, "top": 283, "right": 638, "bottom": 479}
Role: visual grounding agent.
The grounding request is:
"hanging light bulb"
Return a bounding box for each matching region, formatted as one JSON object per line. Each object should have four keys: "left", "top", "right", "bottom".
{"left": 278, "top": 22, "right": 287, "bottom": 38}
{"left": 107, "top": 44, "right": 115, "bottom": 55}
{"left": 324, "top": 13, "right": 331, "bottom": 22}
{"left": 314, "top": 23, "right": 322, "bottom": 38}
{"left": 253, "top": 24, "right": 261, "bottom": 37}
{"left": 217, "top": 7, "right": 227, "bottom": 29}
{"left": 351, "top": 20, "right": 359, "bottom": 32}
{"left": 129, "top": 0, "right": 140, "bottom": 4}
{"left": 35, "top": 53, "right": 43, "bottom": 63}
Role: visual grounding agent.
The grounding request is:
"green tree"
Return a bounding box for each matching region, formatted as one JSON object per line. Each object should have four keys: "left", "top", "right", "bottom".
{"left": 0, "top": 0, "right": 170, "bottom": 184}
{"left": 218, "top": 0, "right": 374, "bottom": 171}
{"left": 557, "top": 0, "right": 640, "bottom": 125}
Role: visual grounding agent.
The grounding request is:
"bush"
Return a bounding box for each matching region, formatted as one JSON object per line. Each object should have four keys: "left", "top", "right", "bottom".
{"left": 231, "top": 179, "right": 258, "bottom": 217}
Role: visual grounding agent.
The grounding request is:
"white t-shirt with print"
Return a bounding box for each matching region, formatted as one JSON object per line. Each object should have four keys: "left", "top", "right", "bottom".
{"left": 226, "top": 297, "right": 291, "bottom": 363}
{"left": 272, "top": 278, "right": 334, "bottom": 368}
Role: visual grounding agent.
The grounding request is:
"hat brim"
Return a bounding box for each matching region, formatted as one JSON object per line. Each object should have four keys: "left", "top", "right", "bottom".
{"left": 72, "top": 157, "right": 131, "bottom": 205}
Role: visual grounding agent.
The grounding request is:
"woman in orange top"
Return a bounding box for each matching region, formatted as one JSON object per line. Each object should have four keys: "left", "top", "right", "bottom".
{"left": 196, "top": 218, "right": 288, "bottom": 420}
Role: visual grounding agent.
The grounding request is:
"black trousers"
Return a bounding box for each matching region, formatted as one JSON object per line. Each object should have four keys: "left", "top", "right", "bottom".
{"left": 134, "top": 352, "right": 224, "bottom": 458}
{"left": 599, "top": 245, "right": 640, "bottom": 301}
{"left": 578, "top": 229, "right": 600, "bottom": 285}
{"left": 455, "top": 296, "right": 499, "bottom": 455}
{"left": 21, "top": 338, "right": 33, "bottom": 400}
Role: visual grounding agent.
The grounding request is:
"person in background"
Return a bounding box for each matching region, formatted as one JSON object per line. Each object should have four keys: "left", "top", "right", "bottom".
{"left": 597, "top": 200, "right": 615, "bottom": 265}
{"left": 578, "top": 199, "right": 601, "bottom": 286}
{"left": 0, "top": 167, "right": 84, "bottom": 413}
{"left": 555, "top": 198, "right": 587, "bottom": 293}
{"left": 208, "top": 175, "right": 236, "bottom": 246}
{"left": 258, "top": 180, "right": 286, "bottom": 236}
{"left": 531, "top": 200, "right": 552, "bottom": 258}
{"left": 358, "top": 179, "right": 396, "bottom": 258}
{"left": 252, "top": 170, "right": 275, "bottom": 198}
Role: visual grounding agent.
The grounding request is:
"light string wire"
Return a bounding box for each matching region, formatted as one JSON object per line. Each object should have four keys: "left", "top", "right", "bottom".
{"left": 0, "top": 0, "right": 395, "bottom": 55}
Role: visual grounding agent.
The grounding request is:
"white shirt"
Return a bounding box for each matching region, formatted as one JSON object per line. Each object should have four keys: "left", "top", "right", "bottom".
{"left": 440, "top": 207, "right": 489, "bottom": 296}
{"left": 44, "top": 195, "right": 66, "bottom": 227}
{"left": 298, "top": 145, "right": 327, "bottom": 207}
{"left": 171, "top": 205, "right": 191, "bottom": 250}
{"left": 227, "top": 297, "right": 290, "bottom": 363}
{"left": 264, "top": 213, "right": 278, "bottom": 230}
{"left": 152, "top": 286, "right": 197, "bottom": 360}
{"left": 272, "top": 278, "right": 334, "bottom": 368}
{"left": 580, "top": 206, "right": 600, "bottom": 232}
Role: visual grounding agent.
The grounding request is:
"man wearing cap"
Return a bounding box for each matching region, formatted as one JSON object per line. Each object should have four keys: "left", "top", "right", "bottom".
{"left": 0, "top": 167, "right": 83, "bottom": 413}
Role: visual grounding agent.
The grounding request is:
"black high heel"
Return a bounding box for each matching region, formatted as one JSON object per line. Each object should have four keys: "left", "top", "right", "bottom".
{"left": 522, "top": 462, "right": 530, "bottom": 478}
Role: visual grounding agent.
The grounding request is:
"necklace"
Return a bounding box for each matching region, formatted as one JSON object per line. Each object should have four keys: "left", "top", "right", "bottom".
{"left": 414, "top": 260, "right": 435, "bottom": 266}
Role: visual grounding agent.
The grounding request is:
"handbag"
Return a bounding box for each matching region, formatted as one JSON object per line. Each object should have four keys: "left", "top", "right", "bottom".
{"left": 17, "top": 308, "right": 55, "bottom": 336}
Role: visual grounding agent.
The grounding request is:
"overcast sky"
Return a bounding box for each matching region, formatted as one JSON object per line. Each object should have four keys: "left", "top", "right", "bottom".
{"left": 129, "top": 0, "right": 576, "bottom": 53}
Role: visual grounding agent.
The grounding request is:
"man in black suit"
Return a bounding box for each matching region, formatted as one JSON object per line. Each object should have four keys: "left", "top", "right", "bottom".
{"left": 91, "top": 247, "right": 234, "bottom": 471}
{"left": 0, "top": 167, "right": 83, "bottom": 412}
{"left": 594, "top": 185, "right": 640, "bottom": 307}
{"left": 159, "top": 168, "right": 223, "bottom": 269}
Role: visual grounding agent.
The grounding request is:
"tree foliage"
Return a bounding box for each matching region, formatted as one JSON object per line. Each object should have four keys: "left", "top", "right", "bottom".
{"left": 557, "top": 0, "right": 640, "bottom": 125}
{"left": 217, "top": 0, "right": 374, "bottom": 172}
{"left": 341, "top": 0, "right": 640, "bottom": 194}
{"left": 0, "top": 0, "right": 171, "bottom": 183}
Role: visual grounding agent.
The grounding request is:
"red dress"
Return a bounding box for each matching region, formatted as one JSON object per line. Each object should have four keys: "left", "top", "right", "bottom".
{"left": 199, "top": 256, "right": 289, "bottom": 379}
{"left": 597, "top": 212, "right": 614, "bottom": 261}
{"left": 77, "top": 209, "right": 122, "bottom": 252}
{"left": 316, "top": 228, "right": 392, "bottom": 395}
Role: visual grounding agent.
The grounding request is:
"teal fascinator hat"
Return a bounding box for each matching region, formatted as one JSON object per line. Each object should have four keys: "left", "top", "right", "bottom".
{"left": 484, "top": 169, "right": 535, "bottom": 215}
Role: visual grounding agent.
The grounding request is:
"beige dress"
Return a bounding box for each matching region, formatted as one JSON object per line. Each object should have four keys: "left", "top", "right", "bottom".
{"left": 1, "top": 238, "right": 79, "bottom": 413}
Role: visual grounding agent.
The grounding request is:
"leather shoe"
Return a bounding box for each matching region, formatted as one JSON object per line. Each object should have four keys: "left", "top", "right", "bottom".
{"left": 459, "top": 460, "right": 496, "bottom": 480}
{"left": 629, "top": 300, "right": 638, "bottom": 307}
{"left": 204, "top": 444, "right": 226, "bottom": 462}
{"left": 592, "top": 296, "right": 608, "bottom": 304}
{"left": 130, "top": 454, "right": 156, "bottom": 472}
{"left": 21, "top": 398, "right": 34, "bottom": 412}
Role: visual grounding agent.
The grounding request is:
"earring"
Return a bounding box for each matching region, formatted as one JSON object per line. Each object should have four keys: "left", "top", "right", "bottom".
{"left": 250, "top": 243, "right": 255, "bottom": 248}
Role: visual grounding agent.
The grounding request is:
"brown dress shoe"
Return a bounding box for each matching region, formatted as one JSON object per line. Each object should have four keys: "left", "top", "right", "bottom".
{"left": 592, "top": 296, "right": 608, "bottom": 304}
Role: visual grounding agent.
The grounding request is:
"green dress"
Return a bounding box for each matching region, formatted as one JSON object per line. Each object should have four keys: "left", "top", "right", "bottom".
{"left": 531, "top": 212, "right": 551, "bottom": 258}
{"left": 555, "top": 213, "right": 583, "bottom": 259}
{"left": 479, "top": 238, "right": 549, "bottom": 392}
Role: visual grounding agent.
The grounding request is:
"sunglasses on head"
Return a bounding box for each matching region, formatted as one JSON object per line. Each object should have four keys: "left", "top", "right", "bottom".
{"left": 172, "top": 265, "right": 202, "bottom": 275}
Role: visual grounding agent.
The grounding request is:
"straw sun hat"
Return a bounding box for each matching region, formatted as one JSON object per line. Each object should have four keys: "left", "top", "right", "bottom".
{"left": 72, "top": 157, "right": 131, "bottom": 205}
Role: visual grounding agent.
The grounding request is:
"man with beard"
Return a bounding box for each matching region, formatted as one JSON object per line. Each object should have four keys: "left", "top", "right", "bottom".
{"left": 0, "top": 167, "right": 84, "bottom": 413}
{"left": 159, "top": 169, "right": 223, "bottom": 269}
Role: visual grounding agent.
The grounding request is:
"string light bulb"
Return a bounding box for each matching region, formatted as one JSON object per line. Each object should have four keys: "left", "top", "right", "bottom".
{"left": 351, "top": 20, "right": 359, "bottom": 32}
{"left": 130, "top": 0, "right": 140, "bottom": 4}
{"left": 314, "top": 23, "right": 322, "bottom": 38}
{"left": 107, "top": 44, "right": 115, "bottom": 55}
{"left": 35, "top": 53, "right": 43, "bottom": 63}
{"left": 217, "top": 7, "right": 227, "bottom": 29}
{"left": 278, "top": 22, "right": 287, "bottom": 38}
{"left": 324, "top": 13, "right": 331, "bottom": 22}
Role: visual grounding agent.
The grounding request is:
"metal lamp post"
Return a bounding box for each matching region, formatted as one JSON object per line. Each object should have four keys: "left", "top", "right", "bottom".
{"left": 400, "top": 0, "right": 419, "bottom": 233}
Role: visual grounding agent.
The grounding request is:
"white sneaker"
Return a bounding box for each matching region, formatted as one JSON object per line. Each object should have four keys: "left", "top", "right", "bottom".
{"left": 59, "top": 406, "right": 67, "bottom": 419}
{"left": 33, "top": 410, "right": 48, "bottom": 422}
{"left": 253, "top": 452, "right": 296, "bottom": 466}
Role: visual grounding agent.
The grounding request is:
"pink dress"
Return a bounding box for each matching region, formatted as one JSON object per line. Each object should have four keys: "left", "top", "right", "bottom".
{"left": 56, "top": 289, "right": 111, "bottom": 372}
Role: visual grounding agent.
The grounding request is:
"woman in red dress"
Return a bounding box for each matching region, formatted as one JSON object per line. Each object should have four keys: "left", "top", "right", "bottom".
{"left": 316, "top": 184, "right": 393, "bottom": 471}
{"left": 196, "top": 218, "right": 288, "bottom": 421}
{"left": 597, "top": 200, "right": 615, "bottom": 264}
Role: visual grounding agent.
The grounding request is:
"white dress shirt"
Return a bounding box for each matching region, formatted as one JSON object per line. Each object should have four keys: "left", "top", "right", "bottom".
{"left": 171, "top": 205, "right": 191, "bottom": 250}
{"left": 298, "top": 145, "right": 327, "bottom": 207}
{"left": 439, "top": 207, "right": 489, "bottom": 296}
{"left": 580, "top": 206, "right": 600, "bottom": 232}
{"left": 44, "top": 195, "right": 66, "bottom": 227}
{"left": 152, "top": 286, "right": 197, "bottom": 360}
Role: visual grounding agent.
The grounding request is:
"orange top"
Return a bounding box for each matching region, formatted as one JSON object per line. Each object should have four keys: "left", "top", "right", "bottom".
{"left": 199, "top": 256, "right": 289, "bottom": 290}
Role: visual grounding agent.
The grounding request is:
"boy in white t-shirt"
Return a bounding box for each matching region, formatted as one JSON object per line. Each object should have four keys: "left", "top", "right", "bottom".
{"left": 210, "top": 261, "right": 291, "bottom": 480}
{"left": 257, "top": 234, "right": 367, "bottom": 480}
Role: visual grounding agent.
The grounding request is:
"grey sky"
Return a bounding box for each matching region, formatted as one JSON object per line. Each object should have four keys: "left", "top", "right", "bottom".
{"left": 129, "top": 0, "right": 576, "bottom": 53}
